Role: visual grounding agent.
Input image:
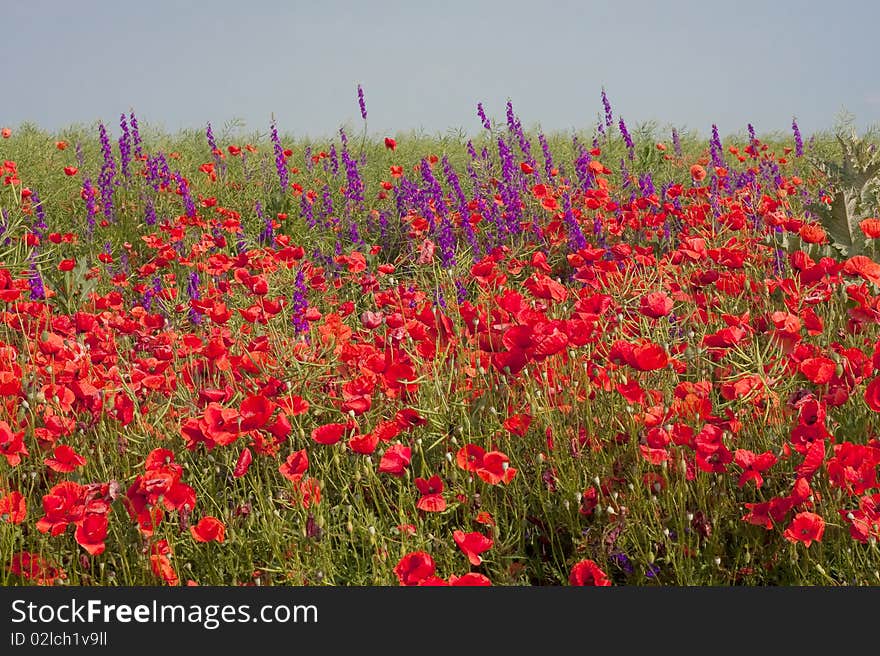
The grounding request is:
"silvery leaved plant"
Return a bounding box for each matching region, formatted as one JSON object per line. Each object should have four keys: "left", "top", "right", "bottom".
{"left": 807, "top": 120, "right": 880, "bottom": 257}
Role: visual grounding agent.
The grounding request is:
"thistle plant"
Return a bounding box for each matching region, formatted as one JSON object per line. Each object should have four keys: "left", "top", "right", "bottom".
{"left": 807, "top": 120, "right": 880, "bottom": 257}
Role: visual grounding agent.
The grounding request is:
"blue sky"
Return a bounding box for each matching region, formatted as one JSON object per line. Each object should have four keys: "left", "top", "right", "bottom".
{"left": 4, "top": 0, "right": 878, "bottom": 139}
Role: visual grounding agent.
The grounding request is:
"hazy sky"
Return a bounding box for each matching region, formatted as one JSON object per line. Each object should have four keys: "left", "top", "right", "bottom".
{"left": 5, "top": 0, "right": 879, "bottom": 139}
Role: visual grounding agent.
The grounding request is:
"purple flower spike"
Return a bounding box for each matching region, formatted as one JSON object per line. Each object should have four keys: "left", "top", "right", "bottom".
{"left": 357, "top": 84, "right": 367, "bottom": 121}
{"left": 477, "top": 103, "right": 491, "bottom": 131}
{"left": 792, "top": 118, "right": 804, "bottom": 157}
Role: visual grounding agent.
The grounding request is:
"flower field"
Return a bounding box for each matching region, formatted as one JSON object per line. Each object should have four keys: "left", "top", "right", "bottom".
{"left": 1, "top": 93, "right": 880, "bottom": 586}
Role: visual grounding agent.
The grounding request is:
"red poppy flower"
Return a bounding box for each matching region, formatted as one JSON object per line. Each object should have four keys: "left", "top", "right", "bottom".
{"left": 203, "top": 403, "right": 240, "bottom": 446}
{"left": 0, "top": 421, "right": 27, "bottom": 466}
{"left": 453, "top": 530, "right": 493, "bottom": 566}
{"left": 150, "top": 540, "right": 179, "bottom": 586}
{"left": 349, "top": 431, "right": 380, "bottom": 454}
{"left": 796, "top": 439, "right": 826, "bottom": 479}
{"left": 826, "top": 442, "right": 880, "bottom": 494}
{"left": 74, "top": 514, "right": 108, "bottom": 556}
{"left": 44, "top": 445, "right": 87, "bottom": 473}
{"left": 639, "top": 292, "right": 673, "bottom": 318}
{"left": 799, "top": 223, "right": 827, "bottom": 244}
{"left": 783, "top": 511, "right": 825, "bottom": 547}
{"left": 378, "top": 444, "right": 411, "bottom": 476}
{"left": 279, "top": 449, "right": 309, "bottom": 483}
{"left": 1, "top": 128, "right": 10, "bottom": 139}
{"left": 503, "top": 412, "right": 532, "bottom": 437}
{"left": 233, "top": 447, "right": 252, "bottom": 478}
{"left": 392, "top": 408, "right": 424, "bottom": 430}
{"left": 859, "top": 218, "right": 880, "bottom": 239}
{"left": 239, "top": 394, "right": 274, "bottom": 430}
{"left": 8, "top": 551, "right": 63, "bottom": 585}
{"left": 799, "top": 357, "right": 836, "bottom": 385}
{"left": 734, "top": 449, "right": 777, "bottom": 488}
{"left": 394, "top": 551, "right": 436, "bottom": 586}
{"left": 0, "top": 491, "right": 26, "bottom": 524}
{"left": 298, "top": 477, "right": 321, "bottom": 509}
{"left": 690, "top": 164, "right": 707, "bottom": 182}
{"left": 569, "top": 559, "right": 611, "bottom": 586}
{"left": 57, "top": 258, "right": 76, "bottom": 272}
{"left": 63, "top": 166, "right": 78, "bottom": 176}
{"left": 311, "top": 422, "right": 350, "bottom": 445}
{"left": 384, "top": 137, "right": 397, "bottom": 151}
{"left": 610, "top": 340, "right": 669, "bottom": 371}
{"left": 449, "top": 573, "right": 492, "bottom": 586}
{"left": 865, "top": 377, "right": 880, "bottom": 412}
{"left": 278, "top": 394, "right": 310, "bottom": 416}
{"left": 476, "top": 450, "right": 517, "bottom": 485}
{"left": 456, "top": 444, "right": 485, "bottom": 472}
{"left": 415, "top": 475, "right": 446, "bottom": 512}
{"left": 191, "top": 516, "right": 226, "bottom": 543}
{"left": 839, "top": 493, "right": 880, "bottom": 543}
{"left": 844, "top": 255, "right": 880, "bottom": 286}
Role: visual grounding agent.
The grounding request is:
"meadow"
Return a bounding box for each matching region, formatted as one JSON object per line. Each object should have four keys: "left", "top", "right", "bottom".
{"left": 1, "top": 93, "right": 879, "bottom": 586}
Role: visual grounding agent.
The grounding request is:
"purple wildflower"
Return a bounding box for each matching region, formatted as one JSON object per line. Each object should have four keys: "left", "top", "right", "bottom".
{"left": 98, "top": 122, "right": 116, "bottom": 180}
{"left": 442, "top": 155, "right": 479, "bottom": 258}
{"left": 300, "top": 193, "right": 316, "bottom": 229}
{"left": 437, "top": 214, "right": 456, "bottom": 268}
{"left": 291, "top": 268, "right": 309, "bottom": 335}
{"left": 82, "top": 178, "right": 97, "bottom": 235}
{"left": 561, "top": 183, "right": 586, "bottom": 252}
{"left": 28, "top": 257, "right": 45, "bottom": 300}
{"left": 618, "top": 117, "right": 635, "bottom": 160}
{"left": 476, "top": 102, "right": 491, "bottom": 131}
{"left": 709, "top": 124, "right": 725, "bottom": 169}
{"left": 270, "top": 120, "right": 289, "bottom": 193}
{"left": 357, "top": 84, "right": 367, "bottom": 121}
{"left": 573, "top": 138, "right": 594, "bottom": 192}
{"left": 601, "top": 88, "right": 613, "bottom": 127}
{"left": 30, "top": 189, "right": 48, "bottom": 241}
{"left": 143, "top": 197, "right": 157, "bottom": 227}
{"left": 97, "top": 122, "right": 117, "bottom": 222}
{"left": 256, "top": 201, "right": 273, "bottom": 245}
{"left": 538, "top": 133, "right": 555, "bottom": 181}
{"left": 175, "top": 172, "right": 197, "bottom": 218}
{"left": 496, "top": 137, "right": 523, "bottom": 236}
{"left": 341, "top": 146, "right": 364, "bottom": 207}
{"left": 792, "top": 118, "right": 804, "bottom": 157}
{"left": 639, "top": 173, "right": 655, "bottom": 198}
{"left": 378, "top": 210, "right": 390, "bottom": 249}
{"left": 187, "top": 271, "right": 202, "bottom": 324}
{"left": 206, "top": 122, "right": 226, "bottom": 176}
{"left": 671, "top": 128, "right": 682, "bottom": 158}
{"left": 130, "top": 111, "right": 143, "bottom": 160}
{"left": 320, "top": 184, "right": 335, "bottom": 228}
{"left": 118, "top": 113, "right": 132, "bottom": 180}
{"left": 466, "top": 140, "right": 479, "bottom": 160}
{"left": 505, "top": 101, "right": 517, "bottom": 134}
{"left": 610, "top": 552, "right": 634, "bottom": 576}
{"left": 327, "top": 144, "right": 339, "bottom": 176}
